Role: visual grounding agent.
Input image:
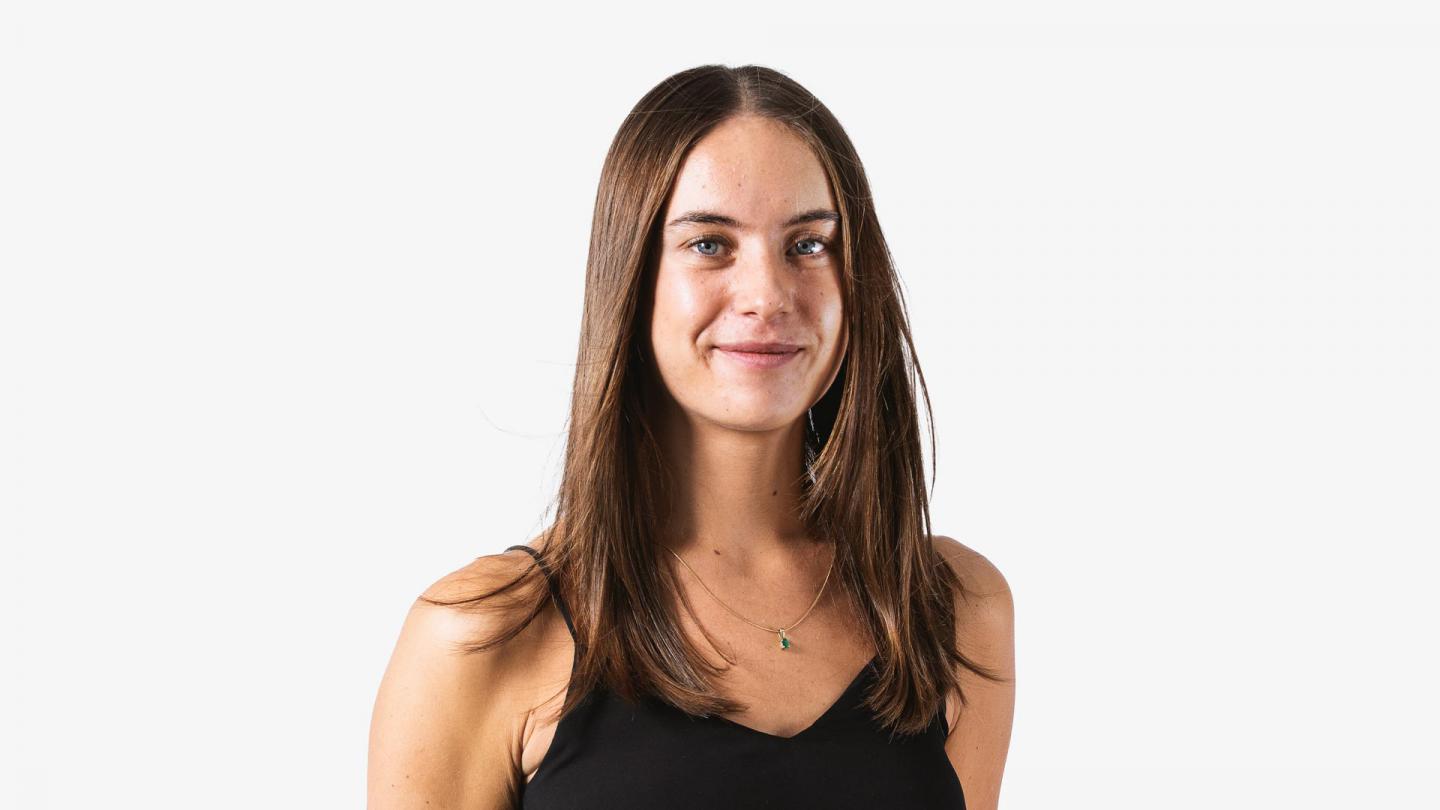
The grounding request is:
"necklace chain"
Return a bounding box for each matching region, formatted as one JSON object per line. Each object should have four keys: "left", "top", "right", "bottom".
{"left": 663, "top": 542, "right": 836, "bottom": 650}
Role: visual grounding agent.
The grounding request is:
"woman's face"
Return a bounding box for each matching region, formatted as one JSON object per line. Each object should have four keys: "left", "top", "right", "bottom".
{"left": 648, "top": 114, "right": 847, "bottom": 435}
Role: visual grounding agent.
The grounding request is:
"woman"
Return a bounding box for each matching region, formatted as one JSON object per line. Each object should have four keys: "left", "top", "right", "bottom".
{"left": 369, "top": 64, "right": 1015, "bottom": 809}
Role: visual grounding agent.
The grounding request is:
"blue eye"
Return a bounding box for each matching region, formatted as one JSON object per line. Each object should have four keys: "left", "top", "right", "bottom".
{"left": 795, "top": 237, "right": 827, "bottom": 257}
{"left": 683, "top": 235, "right": 832, "bottom": 259}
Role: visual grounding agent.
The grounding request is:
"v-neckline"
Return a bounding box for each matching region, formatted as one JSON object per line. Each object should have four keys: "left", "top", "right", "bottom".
{"left": 709, "top": 655, "right": 879, "bottom": 741}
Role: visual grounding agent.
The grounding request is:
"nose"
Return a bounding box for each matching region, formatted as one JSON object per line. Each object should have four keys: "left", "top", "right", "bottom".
{"left": 731, "top": 239, "right": 794, "bottom": 319}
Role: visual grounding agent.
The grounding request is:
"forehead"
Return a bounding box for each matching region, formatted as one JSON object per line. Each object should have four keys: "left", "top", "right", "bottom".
{"left": 663, "top": 115, "right": 835, "bottom": 227}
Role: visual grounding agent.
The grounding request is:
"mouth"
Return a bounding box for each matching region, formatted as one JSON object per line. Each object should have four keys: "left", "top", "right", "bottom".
{"left": 713, "top": 342, "right": 803, "bottom": 369}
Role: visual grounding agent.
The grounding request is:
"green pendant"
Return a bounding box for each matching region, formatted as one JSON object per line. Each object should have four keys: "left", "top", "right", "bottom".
{"left": 779, "top": 629, "right": 791, "bottom": 650}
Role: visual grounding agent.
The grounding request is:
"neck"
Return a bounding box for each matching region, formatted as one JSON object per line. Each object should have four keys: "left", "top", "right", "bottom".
{"left": 654, "top": 398, "right": 822, "bottom": 575}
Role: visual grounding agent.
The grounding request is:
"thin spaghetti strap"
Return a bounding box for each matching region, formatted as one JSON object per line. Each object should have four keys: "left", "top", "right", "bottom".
{"left": 505, "top": 544, "right": 577, "bottom": 642}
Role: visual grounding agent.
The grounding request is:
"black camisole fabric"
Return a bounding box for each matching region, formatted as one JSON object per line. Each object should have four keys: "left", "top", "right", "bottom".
{"left": 504, "top": 544, "right": 967, "bottom": 809}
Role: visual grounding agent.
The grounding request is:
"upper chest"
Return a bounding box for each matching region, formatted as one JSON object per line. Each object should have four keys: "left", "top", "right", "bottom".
{"left": 514, "top": 603, "right": 959, "bottom": 785}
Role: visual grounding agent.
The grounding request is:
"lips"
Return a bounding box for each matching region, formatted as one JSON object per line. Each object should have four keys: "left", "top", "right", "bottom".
{"left": 713, "top": 342, "right": 803, "bottom": 369}
{"left": 713, "top": 342, "right": 802, "bottom": 353}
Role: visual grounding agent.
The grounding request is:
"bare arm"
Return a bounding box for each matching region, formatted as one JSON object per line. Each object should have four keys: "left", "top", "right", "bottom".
{"left": 935, "top": 535, "right": 1017, "bottom": 810}
{"left": 368, "top": 556, "right": 532, "bottom": 810}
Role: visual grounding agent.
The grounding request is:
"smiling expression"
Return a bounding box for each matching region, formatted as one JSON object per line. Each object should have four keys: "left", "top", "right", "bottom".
{"left": 647, "top": 114, "right": 848, "bottom": 433}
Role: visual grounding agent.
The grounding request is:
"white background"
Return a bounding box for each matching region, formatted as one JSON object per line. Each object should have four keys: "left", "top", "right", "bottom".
{"left": 2, "top": 3, "right": 1437, "bottom": 808}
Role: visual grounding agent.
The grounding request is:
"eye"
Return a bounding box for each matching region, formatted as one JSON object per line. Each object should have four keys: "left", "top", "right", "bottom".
{"left": 687, "top": 237, "right": 726, "bottom": 257}
{"left": 681, "top": 234, "right": 833, "bottom": 260}
{"left": 792, "top": 236, "right": 831, "bottom": 258}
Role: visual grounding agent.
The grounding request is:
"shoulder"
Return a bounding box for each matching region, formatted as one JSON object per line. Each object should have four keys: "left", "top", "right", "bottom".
{"left": 367, "top": 549, "right": 545, "bottom": 807}
{"left": 931, "top": 534, "right": 1012, "bottom": 603}
{"left": 420, "top": 547, "right": 539, "bottom": 610}
{"left": 403, "top": 549, "right": 544, "bottom": 676}
{"left": 929, "top": 534, "right": 1014, "bottom": 658}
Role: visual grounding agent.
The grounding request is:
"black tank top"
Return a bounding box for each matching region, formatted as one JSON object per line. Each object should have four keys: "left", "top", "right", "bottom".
{"left": 505, "top": 544, "right": 967, "bottom": 809}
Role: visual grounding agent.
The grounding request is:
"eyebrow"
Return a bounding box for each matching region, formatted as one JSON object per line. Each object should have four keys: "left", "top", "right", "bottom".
{"left": 664, "top": 208, "right": 840, "bottom": 230}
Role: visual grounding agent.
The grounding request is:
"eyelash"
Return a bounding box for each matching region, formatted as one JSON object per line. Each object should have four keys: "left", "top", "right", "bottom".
{"left": 681, "top": 234, "right": 833, "bottom": 260}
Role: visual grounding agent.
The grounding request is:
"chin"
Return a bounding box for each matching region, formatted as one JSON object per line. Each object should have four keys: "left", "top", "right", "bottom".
{"left": 704, "top": 401, "right": 804, "bottom": 433}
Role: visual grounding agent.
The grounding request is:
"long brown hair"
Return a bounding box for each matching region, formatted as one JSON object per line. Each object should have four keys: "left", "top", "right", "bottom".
{"left": 424, "top": 63, "right": 1007, "bottom": 736}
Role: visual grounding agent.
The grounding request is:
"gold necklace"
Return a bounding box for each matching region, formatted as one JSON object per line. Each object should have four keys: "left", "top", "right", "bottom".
{"left": 663, "top": 542, "right": 836, "bottom": 651}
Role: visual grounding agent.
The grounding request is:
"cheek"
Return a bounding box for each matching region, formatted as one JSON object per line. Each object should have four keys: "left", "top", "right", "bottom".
{"left": 650, "top": 267, "right": 719, "bottom": 355}
{"left": 807, "top": 275, "right": 846, "bottom": 343}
